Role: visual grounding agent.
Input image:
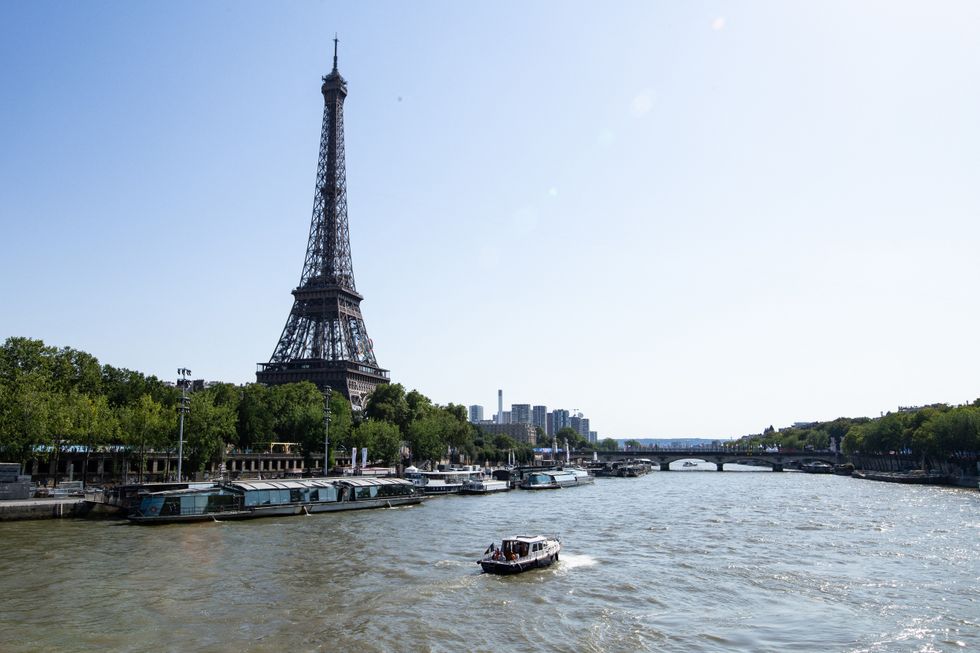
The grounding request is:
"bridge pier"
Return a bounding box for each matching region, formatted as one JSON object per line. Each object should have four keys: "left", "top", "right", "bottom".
{"left": 659, "top": 461, "right": 670, "bottom": 471}
{"left": 716, "top": 462, "right": 724, "bottom": 471}
{"left": 772, "top": 463, "right": 783, "bottom": 472}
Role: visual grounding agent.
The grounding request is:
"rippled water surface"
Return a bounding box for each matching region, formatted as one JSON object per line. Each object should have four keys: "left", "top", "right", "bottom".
{"left": 1, "top": 468, "right": 978, "bottom": 652}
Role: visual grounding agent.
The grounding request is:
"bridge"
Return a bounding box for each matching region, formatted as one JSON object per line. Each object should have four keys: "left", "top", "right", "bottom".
{"left": 582, "top": 448, "right": 840, "bottom": 472}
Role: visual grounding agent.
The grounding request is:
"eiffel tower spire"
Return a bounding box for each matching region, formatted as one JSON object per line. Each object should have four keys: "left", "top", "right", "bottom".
{"left": 257, "top": 43, "right": 389, "bottom": 409}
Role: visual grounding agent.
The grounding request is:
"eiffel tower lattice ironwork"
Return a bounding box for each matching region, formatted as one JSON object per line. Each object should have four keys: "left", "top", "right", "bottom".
{"left": 257, "top": 40, "right": 389, "bottom": 409}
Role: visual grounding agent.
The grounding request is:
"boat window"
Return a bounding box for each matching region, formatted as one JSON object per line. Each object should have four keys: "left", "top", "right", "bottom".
{"left": 377, "top": 483, "right": 409, "bottom": 498}
{"left": 180, "top": 495, "right": 208, "bottom": 515}
{"left": 206, "top": 494, "right": 237, "bottom": 513}
{"left": 355, "top": 486, "right": 372, "bottom": 500}
{"left": 318, "top": 486, "right": 337, "bottom": 502}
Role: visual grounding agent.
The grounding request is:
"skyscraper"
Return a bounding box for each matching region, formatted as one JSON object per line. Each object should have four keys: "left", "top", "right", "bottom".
{"left": 511, "top": 404, "right": 531, "bottom": 424}
{"left": 550, "top": 409, "right": 570, "bottom": 436}
{"left": 532, "top": 405, "right": 547, "bottom": 433}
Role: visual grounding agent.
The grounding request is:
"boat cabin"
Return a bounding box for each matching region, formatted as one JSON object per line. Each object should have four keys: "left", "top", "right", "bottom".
{"left": 500, "top": 535, "right": 549, "bottom": 560}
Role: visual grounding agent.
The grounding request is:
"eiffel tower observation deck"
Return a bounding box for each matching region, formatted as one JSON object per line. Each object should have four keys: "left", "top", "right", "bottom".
{"left": 257, "top": 40, "right": 389, "bottom": 409}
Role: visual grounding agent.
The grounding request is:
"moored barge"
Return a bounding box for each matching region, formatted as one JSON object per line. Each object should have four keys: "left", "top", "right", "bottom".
{"left": 128, "top": 477, "right": 424, "bottom": 524}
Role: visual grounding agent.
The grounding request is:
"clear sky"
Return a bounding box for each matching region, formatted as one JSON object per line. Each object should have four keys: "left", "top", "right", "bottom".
{"left": 2, "top": 1, "right": 979, "bottom": 439}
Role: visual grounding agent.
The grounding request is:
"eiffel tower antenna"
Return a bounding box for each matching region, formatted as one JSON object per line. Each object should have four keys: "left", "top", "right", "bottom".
{"left": 257, "top": 45, "right": 389, "bottom": 409}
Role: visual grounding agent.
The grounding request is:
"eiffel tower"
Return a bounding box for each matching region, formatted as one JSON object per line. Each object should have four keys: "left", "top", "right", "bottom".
{"left": 257, "top": 40, "right": 389, "bottom": 409}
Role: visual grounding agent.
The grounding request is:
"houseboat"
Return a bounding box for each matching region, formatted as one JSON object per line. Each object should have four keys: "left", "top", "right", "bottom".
{"left": 519, "top": 471, "right": 562, "bottom": 489}
{"left": 520, "top": 466, "right": 594, "bottom": 489}
{"left": 478, "top": 535, "right": 561, "bottom": 574}
{"left": 127, "top": 477, "right": 424, "bottom": 524}
{"left": 403, "top": 466, "right": 485, "bottom": 495}
{"left": 460, "top": 477, "right": 510, "bottom": 494}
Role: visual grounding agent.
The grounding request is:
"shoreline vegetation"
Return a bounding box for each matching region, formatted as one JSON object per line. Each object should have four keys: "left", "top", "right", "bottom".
{"left": 1, "top": 337, "right": 978, "bottom": 486}
{"left": 0, "top": 337, "right": 568, "bottom": 485}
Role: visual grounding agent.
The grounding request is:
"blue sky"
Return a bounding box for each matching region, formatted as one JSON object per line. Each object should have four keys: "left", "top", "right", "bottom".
{"left": 2, "top": 1, "right": 979, "bottom": 439}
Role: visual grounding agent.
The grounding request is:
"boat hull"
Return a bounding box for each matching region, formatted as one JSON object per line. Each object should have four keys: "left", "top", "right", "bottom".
{"left": 478, "top": 536, "right": 561, "bottom": 575}
{"left": 480, "top": 553, "right": 558, "bottom": 575}
{"left": 128, "top": 495, "right": 425, "bottom": 524}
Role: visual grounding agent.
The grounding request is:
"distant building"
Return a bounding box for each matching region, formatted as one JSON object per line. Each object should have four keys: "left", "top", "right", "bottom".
{"left": 468, "top": 405, "right": 484, "bottom": 423}
{"left": 588, "top": 431, "right": 597, "bottom": 444}
{"left": 478, "top": 422, "right": 537, "bottom": 446}
{"left": 570, "top": 415, "right": 589, "bottom": 439}
{"left": 550, "top": 409, "right": 569, "bottom": 436}
{"left": 532, "top": 405, "right": 547, "bottom": 432}
{"left": 511, "top": 404, "right": 531, "bottom": 424}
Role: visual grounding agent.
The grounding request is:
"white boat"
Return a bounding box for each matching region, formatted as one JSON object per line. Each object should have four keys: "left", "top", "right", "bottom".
{"left": 460, "top": 478, "right": 510, "bottom": 494}
{"left": 519, "top": 466, "right": 594, "bottom": 489}
{"left": 404, "top": 466, "right": 485, "bottom": 495}
{"left": 562, "top": 466, "right": 595, "bottom": 485}
{"left": 478, "top": 535, "right": 561, "bottom": 574}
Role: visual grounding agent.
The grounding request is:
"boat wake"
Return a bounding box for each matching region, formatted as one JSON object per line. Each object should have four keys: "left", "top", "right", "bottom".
{"left": 559, "top": 553, "right": 598, "bottom": 569}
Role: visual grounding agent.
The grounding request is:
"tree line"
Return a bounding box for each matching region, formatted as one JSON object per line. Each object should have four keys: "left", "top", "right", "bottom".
{"left": 736, "top": 402, "right": 980, "bottom": 467}
{"left": 0, "top": 337, "right": 579, "bottom": 478}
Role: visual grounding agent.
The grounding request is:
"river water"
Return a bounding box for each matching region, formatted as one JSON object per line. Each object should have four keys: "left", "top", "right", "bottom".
{"left": 1, "top": 465, "right": 977, "bottom": 652}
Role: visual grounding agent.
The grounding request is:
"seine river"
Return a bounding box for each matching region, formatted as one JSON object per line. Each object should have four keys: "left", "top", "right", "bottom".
{"left": 1, "top": 465, "right": 977, "bottom": 652}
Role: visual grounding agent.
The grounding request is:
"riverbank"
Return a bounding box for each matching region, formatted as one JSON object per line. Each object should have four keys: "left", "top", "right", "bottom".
{"left": 852, "top": 469, "right": 979, "bottom": 487}
{"left": 0, "top": 497, "right": 89, "bottom": 521}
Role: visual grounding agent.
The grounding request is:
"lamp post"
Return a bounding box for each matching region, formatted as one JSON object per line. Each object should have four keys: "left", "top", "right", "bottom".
{"left": 323, "top": 388, "right": 332, "bottom": 477}
{"left": 176, "top": 368, "right": 191, "bottom": 482}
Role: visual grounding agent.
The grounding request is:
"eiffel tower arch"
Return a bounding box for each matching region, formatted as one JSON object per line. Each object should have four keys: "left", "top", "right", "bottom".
{"left": 257, "top": 41, "right": 389, "bottom": 409}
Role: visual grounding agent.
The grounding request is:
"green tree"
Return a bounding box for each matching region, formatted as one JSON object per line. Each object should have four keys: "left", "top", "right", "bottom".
{"left": 0, "top": 337, "right": 58, "bottom": 387}
{"left": 185, "top": 391, "right": 235, "bottom": 476}
{"left": 327, "top": 391, "right": 353, "bottom": 459}
{"left": 119, "top": 394, "right": 171, "bottom": 483}
{"left": 597, "top": 438, "right": 619, "bottom": 451}
{"left": 405, "top": 389, "right": 434, "bottom": 424}
{"left": 101, "top": 365, "right": 174, "bottom": 409}
{"left": 73, "top": 393, "right": 118, "bottom": 486}
{"left": 271, "top": 382, "right": 324, "bottom": 461}
{"left": 364, "top": 383, "right": 410, "bottom": 431}
{"left": 356, "top": 420, "right": 403, "bottom": 466}
{"left": 237, "top": 383, "right": 274, "bottom": 450}
{"left": 407, "top": 413, "right": 452, "bottom": 467}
